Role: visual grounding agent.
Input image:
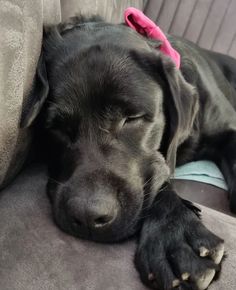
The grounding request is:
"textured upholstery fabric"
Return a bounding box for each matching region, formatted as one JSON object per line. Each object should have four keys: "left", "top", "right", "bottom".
{"left": 61, "top": 0, "right": 143, "bottom": 23}
{"left": 144, "top": 0, "right": 236, "bottom": 58}
{"left": 0, "top": 165, "right": 235, "bottom": 290}
{"left": 0, "top": 0, "right": 61, "bottom": 189}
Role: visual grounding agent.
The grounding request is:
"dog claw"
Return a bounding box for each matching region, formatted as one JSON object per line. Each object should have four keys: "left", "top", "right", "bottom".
{"left": 199, "top": 246, "right": 209, "bottom": 257}
{"left": 181, "top": 272, "right": 190, "bottom": 280}
{"left": 172, "top": 279, "right": 180, "bottom": 287}
{"left": 211, "top": 243, "right": 224, "bottom": 264}
{"left": 196, "top": 269, "right": 215, "bottom": 290}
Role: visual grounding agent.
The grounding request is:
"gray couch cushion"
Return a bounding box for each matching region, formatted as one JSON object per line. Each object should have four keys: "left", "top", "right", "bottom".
{"left": 0, "top": 165, "right": 236, "bottom": 289}
{"left": 61, "top": 0, "right": 144, "bottom": 22}
{"left": 0, "top": 0, "right": 61, "bottom": 189}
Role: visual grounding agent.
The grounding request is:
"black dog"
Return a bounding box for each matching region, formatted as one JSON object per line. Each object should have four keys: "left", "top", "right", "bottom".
{"left": 20, "top": 15, "right": 236, "bottom": 290}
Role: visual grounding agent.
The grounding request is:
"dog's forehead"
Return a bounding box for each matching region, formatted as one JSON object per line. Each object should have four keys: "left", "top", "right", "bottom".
{"left": 71, "top": 23, "right": 151, "bottom": 49}
{"left": 50, "top": 62, "right": 158, "bottom": 118}
{"left": 46, "top": 23, "right": 161, "bottom": 121}
{"left": 45, "top": 22, "right": 152, "bottom": 64}
{"left": 57, "top": 52, "right": 158, "bottom": 107}
{"left": 46, "top": 22, "right": 156, "bottom": 96}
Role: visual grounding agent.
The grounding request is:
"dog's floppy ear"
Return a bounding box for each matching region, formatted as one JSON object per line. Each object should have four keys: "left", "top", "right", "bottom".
{"left": 20, "top": 51, "right": 49, "bottom": 128}
{"left": 132, "top": 51, "right": 199, "bottom": 172}
{"left": 159, "top": 57, "right": 199, "bottom": 172}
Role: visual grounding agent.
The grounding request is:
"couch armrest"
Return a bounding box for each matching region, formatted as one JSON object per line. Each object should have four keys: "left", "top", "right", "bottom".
{"left": 60, "top": 0, "right": 144, "bottom": 23}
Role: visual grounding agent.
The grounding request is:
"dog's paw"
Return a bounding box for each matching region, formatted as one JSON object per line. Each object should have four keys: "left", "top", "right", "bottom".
{"left": 135, "top": 205, "right": 224, "bottom": 290}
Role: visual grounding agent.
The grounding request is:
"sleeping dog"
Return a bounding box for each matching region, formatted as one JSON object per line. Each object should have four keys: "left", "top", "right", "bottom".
{"left": 21, "top": 15, "right": 236, "bottom": 290}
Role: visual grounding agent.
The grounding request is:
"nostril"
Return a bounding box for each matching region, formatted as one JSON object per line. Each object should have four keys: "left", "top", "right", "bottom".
{"left": 66, "top": 196, "right": 118, "bottom": 230}
{"left": 93, "top": 214, "right": 114, "bottom": 228}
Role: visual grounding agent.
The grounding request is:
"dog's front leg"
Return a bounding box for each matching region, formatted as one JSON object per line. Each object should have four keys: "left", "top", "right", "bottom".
{"left": 135, "top": 187, "right": 224, "bottom": 290}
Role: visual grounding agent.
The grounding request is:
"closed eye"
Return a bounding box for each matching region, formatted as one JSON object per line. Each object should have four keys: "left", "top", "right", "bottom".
{"left": 122, "top": 113, "right": 145, "bottom": 127}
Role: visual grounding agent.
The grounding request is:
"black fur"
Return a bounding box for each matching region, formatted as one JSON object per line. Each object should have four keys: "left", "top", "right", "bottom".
{"left": 21, "top": 16, "right": 236, "bottom": 289}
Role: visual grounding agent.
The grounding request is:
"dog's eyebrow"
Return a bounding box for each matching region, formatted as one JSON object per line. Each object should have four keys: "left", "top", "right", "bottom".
{"left": 110, "top": 94, "right": 155, "bottom": 117}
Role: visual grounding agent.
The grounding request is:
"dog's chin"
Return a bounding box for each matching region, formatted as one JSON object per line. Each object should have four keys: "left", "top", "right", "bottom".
{"left": 55, "top": 218, "right": 141, "bottom": 243}
{"left": 86, "top": 223, "right": 141, "bottom": 243}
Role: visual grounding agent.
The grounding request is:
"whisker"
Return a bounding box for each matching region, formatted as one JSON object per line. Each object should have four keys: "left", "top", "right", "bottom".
{"left": 140, "top": 202, "right": 152, "bottom": 210}
{"left": 138, "top": 213, "right": 151, "bottom": 220}
{"left": 143, "top": 176, "right": 153, "bottom": 188}
{"left": 48, "top": 177, "right": 66, "bottom": 186}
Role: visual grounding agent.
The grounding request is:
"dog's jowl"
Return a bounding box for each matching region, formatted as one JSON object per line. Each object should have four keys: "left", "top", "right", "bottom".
{"left": 20, "top": 15, "right": 236, "bottom": 290}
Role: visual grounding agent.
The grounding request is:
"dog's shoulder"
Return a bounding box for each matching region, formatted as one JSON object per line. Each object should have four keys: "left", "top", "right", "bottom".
{"left": 169, "top": 35, "right": 236, "bottom": 130}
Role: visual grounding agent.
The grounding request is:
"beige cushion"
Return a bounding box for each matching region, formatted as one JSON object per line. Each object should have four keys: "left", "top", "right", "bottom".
{"left": 61, "top": 0, "right": 143, "bottom": 22}
{"left": 0, "top": 0, "right": 61, "bottom": 189}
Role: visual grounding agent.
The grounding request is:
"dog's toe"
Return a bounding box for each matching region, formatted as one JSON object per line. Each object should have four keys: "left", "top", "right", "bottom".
{"left": 196, "top": 269, "right": 216, "bottom": 290}
{"left": 211, "top": 243, "right": 224, "bottom": 264}
{"left": 181, "top": 272, "right": 190, "bottom": 281}
{"left": 199, "top": 246, "right": 209, "bottom": 257}
{"left": 172, "top": 279, "right": 181, "bottom": 287}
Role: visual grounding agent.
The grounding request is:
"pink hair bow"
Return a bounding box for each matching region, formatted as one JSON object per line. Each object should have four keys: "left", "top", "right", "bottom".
{"left": 124, "top": 7, "right": 180, "bottom": 68}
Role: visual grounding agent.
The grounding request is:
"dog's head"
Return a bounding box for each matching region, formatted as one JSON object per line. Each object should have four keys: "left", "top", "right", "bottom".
{"left": 21, "top": 16, "right": 198, "bottom": 242}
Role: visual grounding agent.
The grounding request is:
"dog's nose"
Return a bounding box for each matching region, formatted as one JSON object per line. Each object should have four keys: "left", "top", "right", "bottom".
{"left": 66, "top": 196, "right": 118, "bottom": 230}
